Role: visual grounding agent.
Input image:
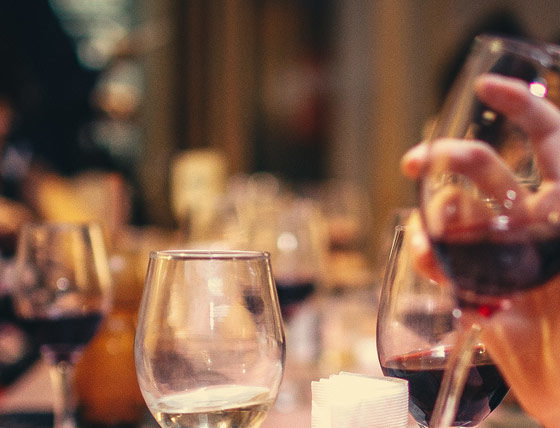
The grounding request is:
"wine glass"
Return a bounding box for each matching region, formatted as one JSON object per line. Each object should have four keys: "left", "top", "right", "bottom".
{"left": 247, "top": 196, "right": 327, "bottom": 321}
{"left": 376, "top": 225, "right": 509, "bottom": 427}
{"left": 11, "top": 222, "right": 112, "bottom": 428}
{"left": 134, "top": 250, "right": 285, "bottom": 428}
{"left": 419, "top": 35, "right": 560, "bottom": 427}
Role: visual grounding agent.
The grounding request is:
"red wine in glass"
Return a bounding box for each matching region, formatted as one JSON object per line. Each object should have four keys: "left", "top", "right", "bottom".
{"left": 376, "top": 224, "right": 511, "bottom": 428}
{"left": 416, "top": 35, "right": 560, "bottom": 427}
{"left": 274, "top": 278, "right": 316, "bottom": 320}
{"left": 381, "top": 347, "right": 509, "bottom": 427}
{"left": 432, "top": 235, "right": 560, "bottom": 314}
{"left": 12, "top": 223, "right": 112, "bottom": 428}
{"left": 401, "top": 310, "right": 454, "bottom": 343}
{"left": 19, "top": 312, "right": 104, "bottom": 364}
{"left": 421, "top": 36, "right": 560, "bottom": 308}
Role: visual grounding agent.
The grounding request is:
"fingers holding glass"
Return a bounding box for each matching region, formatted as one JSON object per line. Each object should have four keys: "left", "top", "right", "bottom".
{"left": 416, "top": 35, "right": 560, "bottom": 428}
{"left": 475, "top": 74, "right": 560, "bottom": 181}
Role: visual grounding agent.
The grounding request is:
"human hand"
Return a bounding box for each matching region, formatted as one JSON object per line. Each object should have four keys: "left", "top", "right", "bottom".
{"left": 401, "top": 74, "right": 560, "bottom": 427}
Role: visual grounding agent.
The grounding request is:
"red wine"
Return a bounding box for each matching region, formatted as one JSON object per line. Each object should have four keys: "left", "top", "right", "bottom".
{"left": 401, "top": 311, "right": 454, "bottom": 342}
{"left": 275, "top": 280, "right": 315, "bottom": 318}
{"left": 381, "top": 348, "right": 509, "bottom": 427}
{"left": 20, "top": 312, "right": 103, "bottom": 363}
{"left": 433, "top": 237, "right": 560, "bottom": 301}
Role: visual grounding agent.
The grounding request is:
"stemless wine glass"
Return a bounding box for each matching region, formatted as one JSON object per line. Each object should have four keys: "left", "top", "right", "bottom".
{"left": 419, "top": 35, "right": 560, "bottom": 427}
{"left": 377, "top": 225, "right": 509, "bottom": 427}
{"left": 12, "top": 222, "right": 112, "bottom": 428}
{"left": 134, "top": 250, "right": 285, "bottom": 428}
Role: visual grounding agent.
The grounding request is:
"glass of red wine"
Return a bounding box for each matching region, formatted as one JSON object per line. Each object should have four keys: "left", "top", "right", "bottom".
{"left": 376, "top": 225, "right": 509, "bottom": 427}
{"left": 11, "top": 222, "right": 112, "bottom": 428}
{"left": 248, "top": 196, "right": 327, "bottom": 322}
{"left": 418, "top": 35, "right": 560, "bottom": 427}
{"left": 134, "top": 250, "right": 285, "bottom": 428}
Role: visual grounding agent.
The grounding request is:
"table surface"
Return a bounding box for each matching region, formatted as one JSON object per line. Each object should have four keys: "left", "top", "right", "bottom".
{"left": 0, "top": 291, "right": 544, "bottom": 428}
{"left": 0, "top": 360, "right": 543, "bottom": 428}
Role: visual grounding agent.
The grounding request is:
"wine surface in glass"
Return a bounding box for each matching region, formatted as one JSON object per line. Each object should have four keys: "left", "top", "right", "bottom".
{"left": 150, "top": 385, "right": 273, "bottom": 428}
{"left": 381, "top": 347, "right": 509, "bottom": 427}
{"left": 20, "top": 312, "right": 104, "bottom": 362}
{"left": 432, "top": 233, "right": 560, "bottom": 310}
{"left": 275, "top": 278, "right": 316, "bottom": 319}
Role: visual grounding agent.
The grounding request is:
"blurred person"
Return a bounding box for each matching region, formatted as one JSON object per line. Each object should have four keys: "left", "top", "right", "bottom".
{"left": 0, "top": 0, "right": 107, "bottom": 175}
{"left": 0, "top": 87, "right": 34, "bottom": 255}
{"left": 0, "top": 0, "right": 129, "bottom": 252}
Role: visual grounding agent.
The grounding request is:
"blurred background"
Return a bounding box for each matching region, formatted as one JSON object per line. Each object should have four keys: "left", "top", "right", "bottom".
{"left": 0, "top": 1, "right": 558, "bottom": 427}
{"left": 0, "top": 0, "right": 559, "bottom": 254}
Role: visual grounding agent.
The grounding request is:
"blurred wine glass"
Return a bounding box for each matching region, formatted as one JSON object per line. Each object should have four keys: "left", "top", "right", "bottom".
{"left": 134, "top": 250, "right": 285, "bottom": 428}
{"left": 318, "top": 180, "right": 371, "bottom": 253}
{"left": 249, "top": 196, "right": 327, "bottom": 321}
{"left": 376, "top": 225, "right": 509, "bottom": 427}
{"left": 316, "top": 180, "right": 375, "bottom": 293}
{"left": 75, "top": 225, "right": 172, "bottom": 426}
{"left": 12, "top": 222, "right": 112, "bottom": 428}
{"left": 170, "top": 148, "right": 229, "bottom": 244}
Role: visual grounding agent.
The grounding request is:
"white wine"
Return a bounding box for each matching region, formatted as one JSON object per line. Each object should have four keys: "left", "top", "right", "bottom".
{"left": 156, "top": 400, "right": 271, "bottom": 428}
{"left": 151, "top": 385, "right": 273, "bottom": 428}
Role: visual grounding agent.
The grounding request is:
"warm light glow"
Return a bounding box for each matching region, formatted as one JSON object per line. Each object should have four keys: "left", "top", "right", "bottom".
{"left": 529, "top": 81, "right": 547, "bottom": 98}
{"left": 548, "top": 211, "right": 560, "bottom": 224}
{"left": 482, "top": 110, "right": 497, "bottom": 123}
{"left": 56, "top": 277, "right": 71, "bottom": 291}
{"left": 277, "top": 232, "right": 298, "bottom": 252}
{"left": 208, "top": 277, "right": 224, "bottom": 296}
{"left": 506, "top": 190, "right": 517, "bottom": 200}
{"left": 431, "top": 345, "right": 446, "bottom": 358}
{"left": 489, "top": 39, "right": 504, "bottom": 53}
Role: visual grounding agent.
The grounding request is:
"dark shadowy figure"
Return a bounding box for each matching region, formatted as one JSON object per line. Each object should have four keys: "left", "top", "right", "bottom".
{"left": 0, "top": 0, "right": 110, "bottom": 184}
{"left": 0, "top": 0, "right": 126, "bottom": 253}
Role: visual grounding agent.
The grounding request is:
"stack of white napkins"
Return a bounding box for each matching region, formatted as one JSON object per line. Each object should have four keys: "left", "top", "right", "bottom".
{"left": 311, "top": 372, "right": 409, "bottom": 428}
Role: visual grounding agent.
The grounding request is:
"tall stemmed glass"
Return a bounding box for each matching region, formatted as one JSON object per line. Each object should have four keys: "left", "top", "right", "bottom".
{"left": 134, "top": 250, "right": 285, "bottom": 428}
{"left": 12, "top": 223, "right": 112, "bottom": 428}
{"left": 376, "top": 225, "right": 509, "bottom": 427}
{"left": 264, "top": 198, "right": 327, "bottom": 321}
{"left": 419, "top": 35, "right": 560, "bottom": 427}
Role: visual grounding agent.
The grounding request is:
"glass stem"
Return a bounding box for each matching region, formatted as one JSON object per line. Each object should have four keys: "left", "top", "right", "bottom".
{"left": 429, "top": 322, "right": 482, "bottom": 428}
{"left": 49, "top": 361, "right": 77, "bottom": 428}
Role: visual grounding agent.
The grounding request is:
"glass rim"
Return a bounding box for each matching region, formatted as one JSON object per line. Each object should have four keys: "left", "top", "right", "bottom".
{"left": 149, "top": 249, "right": 271, "bottom": 261}
{"left": 21, "top": 221, "right": 102, "bottom": 232}
{"left": 474, "top": 33, "right": 560, "bottom": 64}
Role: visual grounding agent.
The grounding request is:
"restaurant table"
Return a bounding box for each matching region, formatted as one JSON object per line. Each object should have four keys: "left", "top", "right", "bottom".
{"left": 0, "top": 290, "right": 543, "bottom": 428}
{"left": 0, "top": 354, "right": 543, "bottom": 428}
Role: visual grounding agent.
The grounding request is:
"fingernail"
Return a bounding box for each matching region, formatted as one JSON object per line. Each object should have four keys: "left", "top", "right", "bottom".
{"left": 401, "top": 143, "right": 428, "bottom": 178}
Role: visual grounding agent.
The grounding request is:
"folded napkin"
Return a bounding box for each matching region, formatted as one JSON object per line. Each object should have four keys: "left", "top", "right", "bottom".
{"left": 311, "top": 372, "right": 409, "bottom": 428}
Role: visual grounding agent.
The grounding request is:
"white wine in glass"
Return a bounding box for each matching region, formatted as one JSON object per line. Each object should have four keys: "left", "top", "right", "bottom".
{"left": 134, "top": 250, "right": 285, "bottom": 428}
